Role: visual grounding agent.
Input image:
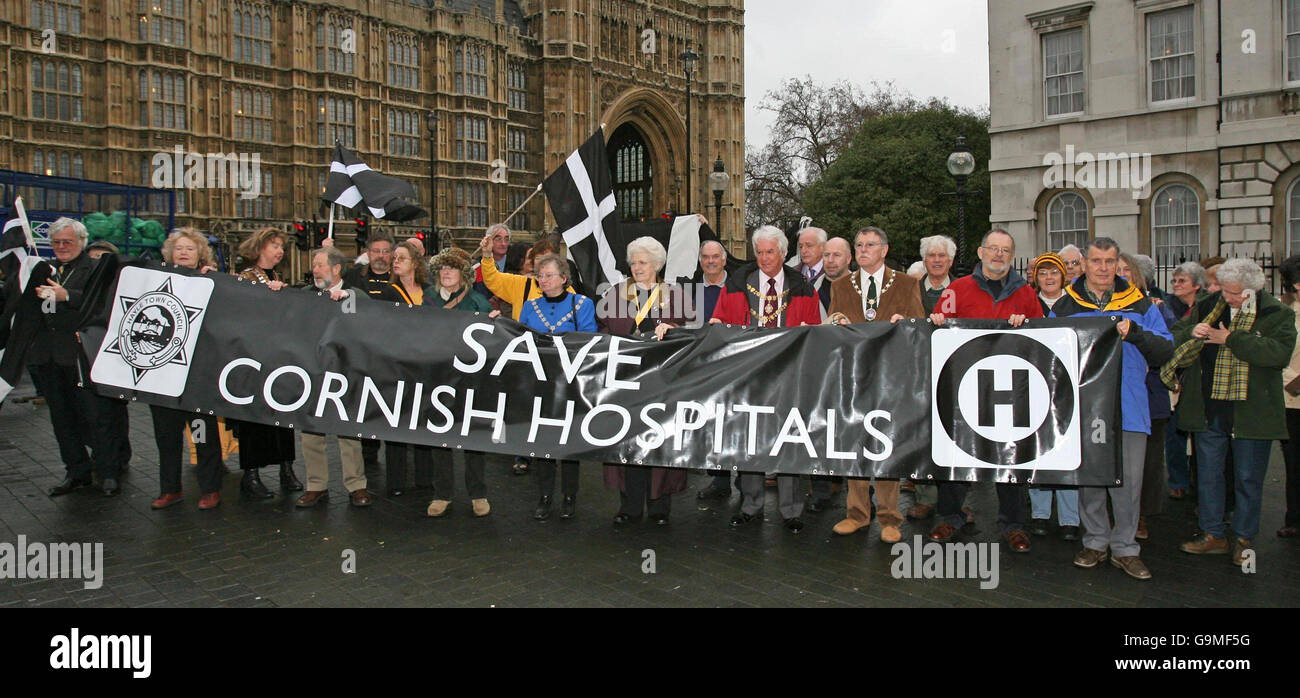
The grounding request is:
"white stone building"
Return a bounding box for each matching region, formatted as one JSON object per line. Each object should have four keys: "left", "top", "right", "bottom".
{"left": 988, "top": 0, "right": 1300, "bottom": 266}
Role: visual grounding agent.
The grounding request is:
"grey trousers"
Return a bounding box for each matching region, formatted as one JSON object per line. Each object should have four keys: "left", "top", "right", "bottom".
{"left": 739, "top": 473, "right": 804, "bottom": 519}
{"left": 1080, "top": 430, "right": 1145, "bottom": 558}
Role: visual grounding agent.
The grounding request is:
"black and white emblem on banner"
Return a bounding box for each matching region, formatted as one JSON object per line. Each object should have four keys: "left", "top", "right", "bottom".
{"left": 931, "top": 328, "right": 1080, "bottom": 471}
{"left": 91, "top": 268, "right": 212, "bottom": 396}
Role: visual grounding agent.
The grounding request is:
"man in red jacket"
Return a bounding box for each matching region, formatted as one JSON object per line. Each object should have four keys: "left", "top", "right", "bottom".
{"left": 711, "top": 225, "right": 821, "bottom": 532}
{"left": 928, "top": 228, "right": 1043, "bottom": 553}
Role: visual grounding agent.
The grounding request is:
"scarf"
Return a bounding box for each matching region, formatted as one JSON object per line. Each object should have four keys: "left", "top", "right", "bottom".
{"left": 1158, "top": 295, "right": 1254, "bottom": 400}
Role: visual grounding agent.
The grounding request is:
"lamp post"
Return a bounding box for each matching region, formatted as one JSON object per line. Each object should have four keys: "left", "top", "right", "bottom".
{"left": 680, "top": 46, "right": 698, "bottom": 214}
{"left": 946, "top": 135, "right": 976, "bottom": 262}
{"left": 708, "top": 155, "right": 730, "bottom": 240}
{"left": 426, "top": 111, "right": 439, "bottom": 249}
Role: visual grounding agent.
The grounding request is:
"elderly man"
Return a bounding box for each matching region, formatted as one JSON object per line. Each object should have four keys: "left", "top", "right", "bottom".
{"left": 804, "top": 235, "right": 856, "bottom": 511}
{"left": 792, "top": 227, "right": 829, "bottom": 320}
{"left": 905, "top": 234, "right": 958, "bottom": 519}
{"left": 929, "top": 229, "right": 1044, "bottom": 552}
{"left": 1052, "top": 237, "right": 1173, "bottom": 580}
{"left": 473, "top": 223, "right": 512, "bottom": 303}
{"left": 825, "top": 227, "right": 926, "bottom": 542}
{"left": 33, "top": 218, "right": 129, "bottom": 496}
{"left": 295, "top": 247, "right": 373, "bottom": 508}
{"left": 1172, "top": 259, "right": 1294, "bottom": 565}
{"left": 696, "top": 240, "right": 739, "bottom": 501}
{"left": 711, "top": 225, "right": 821, "bottom": 532}
{"left": 1058, "top": 244, "right": 1083, "bottom": 281}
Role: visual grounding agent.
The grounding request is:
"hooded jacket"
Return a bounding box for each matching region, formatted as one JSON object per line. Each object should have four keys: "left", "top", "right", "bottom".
{"left": 1050, "top": 275, "right": 1174, "bottom": 434}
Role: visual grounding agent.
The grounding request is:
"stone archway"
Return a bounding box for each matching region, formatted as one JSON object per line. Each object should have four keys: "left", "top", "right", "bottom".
{"left": 600, "top": 87, "right": 686, "bottom": 217}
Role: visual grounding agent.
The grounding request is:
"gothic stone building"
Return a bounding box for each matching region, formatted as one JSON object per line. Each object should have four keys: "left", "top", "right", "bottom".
{"left": 988, "top": 0, "right": 1300, "bottom": 266}
{"left": 0, "top": 0, "right": 746, "bottom": 261}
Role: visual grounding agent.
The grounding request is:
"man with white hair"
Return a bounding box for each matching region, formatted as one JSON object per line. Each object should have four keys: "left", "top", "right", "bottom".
{"left": 35, "top": 218, "right": 129, "bottom": 497}
{"left": 711, "top": 225, "right": 822, "bottom": 532}
{"left": 792, "top": 227, "right": 830, "bottom": 319}
{"left": 295, "top": 246, "right": 374, "bottom": 508}
{"left": 1058, "top": 244, "right": 1083, "bottom": 281}
{"left": 696, "top": 239, "right": 738, "bottom": 501}
{"left": 908, "top": 235, "right": 956, "bottom": 519}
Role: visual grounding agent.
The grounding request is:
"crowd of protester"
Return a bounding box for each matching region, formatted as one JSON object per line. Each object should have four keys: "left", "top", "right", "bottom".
{"left": 14, "top": 215, "right": 1300, "bottom": 582}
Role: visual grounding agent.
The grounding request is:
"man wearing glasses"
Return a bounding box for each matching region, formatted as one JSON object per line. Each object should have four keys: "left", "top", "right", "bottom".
{"left": 1058, "top": 244, "right": 1084, "bottom": 282}
{"left": 31, "top": 218, "right": 129, "bottom": 497}
{"left": 928, "top": 229, "right": 1043, "bottom": 553}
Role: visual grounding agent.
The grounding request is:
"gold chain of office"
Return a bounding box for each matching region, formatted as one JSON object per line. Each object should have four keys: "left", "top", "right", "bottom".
{"left": 746, "top": 284, "right": 792, "bottom": 326}
{"left": 529, "top": 296, "right": 586, "bottom": 333}
{"left": 850, "top": 268, "right": 897, "bottom": 310}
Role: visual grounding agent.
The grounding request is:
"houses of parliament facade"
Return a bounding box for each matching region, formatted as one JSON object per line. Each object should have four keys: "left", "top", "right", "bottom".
{"left": 0, "top": 0, "right": 746, "bottom": 253}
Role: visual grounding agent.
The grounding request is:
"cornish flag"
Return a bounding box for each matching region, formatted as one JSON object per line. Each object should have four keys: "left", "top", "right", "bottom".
{"left": 0, "top": 203, "right": 52, "bottom": 401}
{"left": 322, "top": 143, "right": 426, "bottom": 221}
{"left": 544, "top": 128, "right": 624, "bottom": 290}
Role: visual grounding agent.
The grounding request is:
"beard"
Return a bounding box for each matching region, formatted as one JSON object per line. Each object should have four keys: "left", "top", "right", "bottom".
{"left": 313, "top": 276, "right": 330, "bottom": 290}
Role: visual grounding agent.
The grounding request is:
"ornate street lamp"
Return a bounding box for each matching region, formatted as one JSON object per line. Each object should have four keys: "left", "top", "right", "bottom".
{"left": 708, "top": 155, "right": 730, "bottom": 239}
{"left": 680, "top": 46, "right": 698, "bottom": 214}
{"left": 426, "top": 111, "right": 439, "bottom": 249}
{"left": 946, "top": 135, "right": 976, "bottom": 261}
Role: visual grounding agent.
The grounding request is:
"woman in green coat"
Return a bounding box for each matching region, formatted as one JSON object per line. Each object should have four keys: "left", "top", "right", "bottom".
{"left": 422, "top": 248, "right": 497, "bottom": 517}
{"left": 1167, "top": 259, "right": 1297, "bottom": 564}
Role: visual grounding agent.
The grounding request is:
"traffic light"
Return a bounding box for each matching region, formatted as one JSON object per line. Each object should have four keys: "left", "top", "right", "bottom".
{"left": 414, "top": 230, "right": 435, "bottom": 256}
{"left": 313, "top": 222, "right": 328, "bottom": 248}
{"left": 293, "top": 221, "right": 309, "bottom": 250}
{"left": 354, "top": 216, "right": 369, "bottom": 248}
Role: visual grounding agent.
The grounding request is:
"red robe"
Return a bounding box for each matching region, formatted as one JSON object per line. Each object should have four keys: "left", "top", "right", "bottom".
{"left": 711, "top": 264, "right": 823, "bottom": 328}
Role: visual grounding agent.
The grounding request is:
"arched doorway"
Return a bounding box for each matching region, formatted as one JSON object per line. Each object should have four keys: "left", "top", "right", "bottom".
{"left": 607, "top": 123, "right": 653, "bottom": 222}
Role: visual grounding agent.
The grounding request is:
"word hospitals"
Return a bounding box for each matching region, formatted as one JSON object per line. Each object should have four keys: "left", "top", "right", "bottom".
{"left": 214, "top": 322, "right": 898, "bottom": 461}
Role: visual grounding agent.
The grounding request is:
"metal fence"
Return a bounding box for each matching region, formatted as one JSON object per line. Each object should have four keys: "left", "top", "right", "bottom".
{"left": 1011, "top": 254, "right": 1285, "bottom": 297}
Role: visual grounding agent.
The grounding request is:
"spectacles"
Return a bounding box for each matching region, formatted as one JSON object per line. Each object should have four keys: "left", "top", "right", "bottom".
{"left": 856, "top": 242, "right": 883, "bottom": 250}
{"left": 536, "top": 272, "right": 564, "bottom": 280}
{"left": 981, "top": 245, "right": 1013, "bottom": 256}
{"left": 50, "top": 239, "right": 78, "bottom": 247}
{"left": 1064, "top": 259, "right": 1082, "bottom": 267}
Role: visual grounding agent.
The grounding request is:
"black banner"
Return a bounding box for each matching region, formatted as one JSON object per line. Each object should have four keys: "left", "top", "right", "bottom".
{"left": 81, "top": 261, "right": 1123, "bottom": 485}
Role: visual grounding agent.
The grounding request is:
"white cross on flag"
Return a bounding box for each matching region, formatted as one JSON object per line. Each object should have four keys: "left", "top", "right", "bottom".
{"left": 543, "top": 128, "right": 624, "bottom": 290}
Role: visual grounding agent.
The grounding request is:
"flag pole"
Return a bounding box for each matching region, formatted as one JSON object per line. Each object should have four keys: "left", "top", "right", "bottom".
{"left": 502, "top": 183, "right": 542, "bottom": 226}
{"left": 12, "top": 196, "right": 36, "bottom": 250}
{"left": 325, "top": 204, "right": 335, "bottom": 242}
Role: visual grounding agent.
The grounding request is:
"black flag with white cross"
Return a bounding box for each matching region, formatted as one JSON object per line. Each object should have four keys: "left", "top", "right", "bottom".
{"left": 321, "top": 143, "right": 427, "bottom": 222}
{"left": 0, "top": 210, "right": 51, "bottom": 400}
{"left": 543, "top": 127, "right": 624, "bottom": 291}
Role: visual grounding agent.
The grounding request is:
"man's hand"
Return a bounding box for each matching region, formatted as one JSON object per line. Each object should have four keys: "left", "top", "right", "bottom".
{"left": 708, "top": 318, "right": 723, "bottom": 325}
{"left": 1008, "top": 314, "right": 1027, "bottom": 327}
{"left": 35, "top": 280, "right": 67, "bottom": 302}
{"left": 1203, "top": 326, "right": 1231, "bottom": 345}
{"left": 890, "top": 313, "right": 905, "bottom": 324}
{"left": 488, "top": 309, "right": 501, "bottom": 319}
{"left": 930, "top": 313, "right": 946, "bottom": 326}
{"left": 654, "top": 322, "right": 677, "bottom": 341}
{"left": 696, "top": 213, "right": 709, "bottom": 227}
{"left": 321, "top": 237, "right": 334, "bottom": 248}
{"left": 266, "top": 280, "right": 286, "bottom": 291}
{"left": 1117, "top": 318, "right": 1132, "bottom": 338}
{"left": 329, "top": 288, "right": 349, "bottom": 302}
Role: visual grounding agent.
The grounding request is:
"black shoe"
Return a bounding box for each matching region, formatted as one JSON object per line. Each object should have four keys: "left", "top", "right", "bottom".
{"left": 613, "top": 513, "right": 635, "bottom": 526}
{"left": 560, "top": 496, "right": 576, "bottom": 519}
{"left": 101, "top": 478, "right": 120, "bottom": 497}
{"left": 48, "top": 477, "right": 91, "bottom": 497}
{"left": 240, "top": 469, "right": 274, "bottom": 499}
{"left": 1060, "top": 525, "right": 1080, "bottom": 541}
{"left": 388, "top": 488, "right": 405, "bottom": 497}
{"left": 785, "top": 517, "right": 805, "bottom": 533}
{"left": 650, "top": 513, "right": 669, "bottom": 526}
{"left": 534, "top": 496, "right": 552, "bottom": 521}
{"left": 730, "top": 512, "right": 757, "bottom": 527}
{"left": 279, "top": 463, "right": 304, "bottom": 492}
{"left": 1029, "top": 518, "right": 1050, "bottom": 536}
{"left": 697, "top": 483, "right": 731, "bottom": 500}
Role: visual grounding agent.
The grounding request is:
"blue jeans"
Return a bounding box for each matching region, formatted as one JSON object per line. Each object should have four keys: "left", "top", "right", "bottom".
{"left": 1029, "top": 488, "right": 1079, "bottom": 526}
{"left": 1166, "top": 405, "right": 1191, "bottom": 491}
{"left": 1194, "top": 413, "right": 1272, "bottom": 541}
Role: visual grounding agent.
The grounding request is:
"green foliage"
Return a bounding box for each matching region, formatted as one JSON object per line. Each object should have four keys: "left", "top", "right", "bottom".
{"left": 78, "top": 210, "right": 167, "bottom": 247}
{"left": 802, "top": 105, "right": 990, "bottom": 265}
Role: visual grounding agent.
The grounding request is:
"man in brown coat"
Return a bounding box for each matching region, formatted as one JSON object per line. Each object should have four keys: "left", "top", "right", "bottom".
{"left": 826, "top": 226, "right": 926, "bottom": 543}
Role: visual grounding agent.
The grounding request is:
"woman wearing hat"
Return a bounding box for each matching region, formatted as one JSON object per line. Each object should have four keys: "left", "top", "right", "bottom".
{"left": 422, "top": 249, "right": 496, "bottom": 516}
{"left": 1027, "top": 251, "right": 1080, "bottom": 540}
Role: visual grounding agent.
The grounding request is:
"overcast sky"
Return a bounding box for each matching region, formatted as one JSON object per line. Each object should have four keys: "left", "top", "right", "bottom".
{"left": 743, "top": 0, "right": 990, "bottom": 148}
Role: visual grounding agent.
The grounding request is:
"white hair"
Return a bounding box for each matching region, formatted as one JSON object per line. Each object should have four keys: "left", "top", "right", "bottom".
{"left": 49, "top": 217, "right": 88, "bottom": 245}
{"left": 626, "top": 236, "right": 668, "bottom": 272}
{"left": 484, "top": 223, "right": 510, "bottom": 238}
{"left": 1058, "top": 244, "right": 1081, "bottom": 258}
{"left": 919, "top": 235, "right": 956, "bottom": 259}
{"left": 752, "top": 225, "right": 788, "bottom": 258}
{"left": 799, "top": 227, "right": 828, "bottom": 246}
{"left": 1217, "top": 258, "right": 1266, "bottom": 292}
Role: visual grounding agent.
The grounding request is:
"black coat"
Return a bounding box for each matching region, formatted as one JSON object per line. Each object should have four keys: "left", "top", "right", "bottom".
{"left": 27, "top": 252, "right": 96, "bottom": 367}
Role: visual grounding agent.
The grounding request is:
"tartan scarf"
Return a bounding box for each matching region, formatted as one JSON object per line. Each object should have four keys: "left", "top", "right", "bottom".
{"left": 1159, "top": 299, "right": 1226, "bottom": 390}
{"left": 1158, "top": 296, "right": 1255, "bottom": 399}
{"left": 1210, "top": 294, "right": 1256, "bottom": 401}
